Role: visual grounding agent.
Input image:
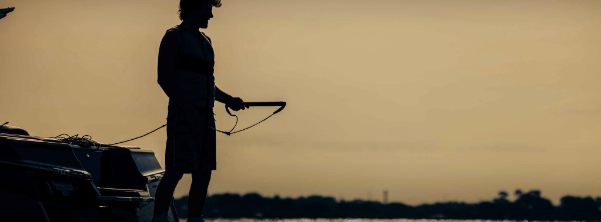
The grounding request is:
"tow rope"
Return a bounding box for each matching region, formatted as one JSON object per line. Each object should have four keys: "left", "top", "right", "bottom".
{"left": 107, "top": 101, "right": 286, "bottom": 146}
{"left": 30, "top": 102, "right": 285, "bottom": 147}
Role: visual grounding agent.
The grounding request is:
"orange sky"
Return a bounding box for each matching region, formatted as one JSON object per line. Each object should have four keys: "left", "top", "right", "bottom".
{"left": 1, "top": 0, "right": 601, "bottom": 205}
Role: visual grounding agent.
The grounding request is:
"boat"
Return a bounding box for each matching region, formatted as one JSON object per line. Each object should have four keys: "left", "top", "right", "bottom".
{"left": 0, "top": 124, "right": 178, "bottom": 222}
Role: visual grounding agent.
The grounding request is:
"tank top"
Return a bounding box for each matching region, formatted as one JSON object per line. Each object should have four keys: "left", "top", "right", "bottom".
{"left": 167, "top": 25, "right": 216, "bottom": 110}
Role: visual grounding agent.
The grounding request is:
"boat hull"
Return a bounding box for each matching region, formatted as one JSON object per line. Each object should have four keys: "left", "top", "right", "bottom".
{"left": 0, "top": 132, "right": 177, "bottom": 222}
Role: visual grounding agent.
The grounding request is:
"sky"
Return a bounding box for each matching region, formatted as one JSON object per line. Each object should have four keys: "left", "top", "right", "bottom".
{"left": 1, "top": 0, "right": 601, "bottom": 205}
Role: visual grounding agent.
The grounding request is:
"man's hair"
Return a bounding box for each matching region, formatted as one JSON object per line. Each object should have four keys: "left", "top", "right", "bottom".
{"left": 178, "top": 0, "right": 222, "bottom": 21}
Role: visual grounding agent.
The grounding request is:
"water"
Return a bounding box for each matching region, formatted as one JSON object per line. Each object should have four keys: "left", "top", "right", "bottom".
{"left": 181, "top": 219, "right": 526, "bottom": 222}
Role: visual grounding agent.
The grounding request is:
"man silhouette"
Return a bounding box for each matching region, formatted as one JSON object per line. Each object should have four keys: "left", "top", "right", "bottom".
{"left": 154, "top": 0, "right": 245, "bottom": 221}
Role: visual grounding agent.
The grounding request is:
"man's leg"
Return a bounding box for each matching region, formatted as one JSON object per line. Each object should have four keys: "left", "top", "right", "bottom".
{"left": 154, "top": 168, "right": 185, "bottom": 216}
{"left": 188, "top": 169, "right": 212, "bottom": 218}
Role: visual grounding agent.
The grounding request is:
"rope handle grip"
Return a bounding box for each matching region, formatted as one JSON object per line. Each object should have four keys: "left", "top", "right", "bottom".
{"left": 226, "top": 101, "right": 286, "bottom": 116}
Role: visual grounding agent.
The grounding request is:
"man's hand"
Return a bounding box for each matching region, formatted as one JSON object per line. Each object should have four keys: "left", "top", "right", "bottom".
{"left": 227, "top": 97, "right": 246, "bottom": 111}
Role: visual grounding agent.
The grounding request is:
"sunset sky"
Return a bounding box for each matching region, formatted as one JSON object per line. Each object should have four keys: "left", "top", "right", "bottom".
{"left": 1, "top": 0, "right": 600, "bottom": 205}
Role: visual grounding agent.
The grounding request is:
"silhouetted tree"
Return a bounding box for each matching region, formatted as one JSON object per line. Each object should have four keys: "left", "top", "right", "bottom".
{"left": 173, "top": 190, "right": 601, "bottom": 220}
{"left": 557, "top": 196, "right": 601, "bottom": 220}
{"left": 515, "top": 189, "right": 523, "bottom": 196}
{"left": 513, "top": 190, "right": 554, "bottom": 220}
{"left": 498, "top": 191, "right": 508, "bottom": 199}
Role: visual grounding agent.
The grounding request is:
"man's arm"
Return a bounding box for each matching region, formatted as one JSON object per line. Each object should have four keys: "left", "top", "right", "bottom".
{"left": 216, "top": 86, "right": 246, "bottom": 111}
{"left": 215, "top": 86, "right": 233, "bottom": 104}
{"left": 157, "top": 30, "right": 193, "bottom": 112}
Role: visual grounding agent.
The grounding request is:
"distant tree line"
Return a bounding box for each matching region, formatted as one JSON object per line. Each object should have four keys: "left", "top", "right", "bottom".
{"left": 173, "top": 190, "right": 601, "bottom": 220}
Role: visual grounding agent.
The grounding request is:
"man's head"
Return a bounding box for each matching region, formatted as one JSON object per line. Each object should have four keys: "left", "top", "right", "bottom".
{"left": 179, "top": 0, "right": 222, "bottom": 28}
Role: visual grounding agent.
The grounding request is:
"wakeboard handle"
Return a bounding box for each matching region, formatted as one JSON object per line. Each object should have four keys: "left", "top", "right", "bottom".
{"left": 226, "top": 101, "right": 286, "bottom": 116}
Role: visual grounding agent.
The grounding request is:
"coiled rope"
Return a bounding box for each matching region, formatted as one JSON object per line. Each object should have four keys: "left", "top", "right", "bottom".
{"left": 48, "top": 134, "right": 104, "bottom": 148}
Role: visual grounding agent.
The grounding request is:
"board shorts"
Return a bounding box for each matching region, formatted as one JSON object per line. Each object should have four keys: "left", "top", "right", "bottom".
{"left": 165, "top": 107, "right": 217, "bottom": 173}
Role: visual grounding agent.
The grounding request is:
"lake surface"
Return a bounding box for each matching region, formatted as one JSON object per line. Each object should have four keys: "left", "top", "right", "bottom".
{"left": 181, "top": 219, "right": 527, "bottom": 222}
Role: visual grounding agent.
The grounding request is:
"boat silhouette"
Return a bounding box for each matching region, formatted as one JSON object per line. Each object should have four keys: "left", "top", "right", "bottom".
{"left": 0, "top": 124, "right": 178, "bottom": 221}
